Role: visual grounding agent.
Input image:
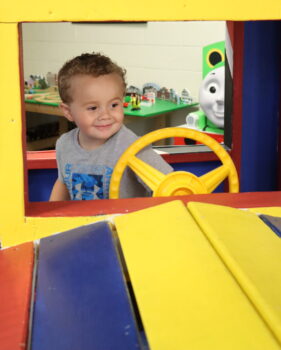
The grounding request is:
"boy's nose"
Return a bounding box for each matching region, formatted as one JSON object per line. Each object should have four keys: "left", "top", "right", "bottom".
{"left": 98, "top": 107, "right": 109, "bottom": 119}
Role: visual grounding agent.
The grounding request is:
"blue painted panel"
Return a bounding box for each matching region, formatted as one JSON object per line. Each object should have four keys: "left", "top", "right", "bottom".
{"left": 28, "top": 161, "right": 223, "bottom": 202}
{"left": 172, "top": 160, "right": 224, "bottom": 192}
{"left": 28, "top": 169, "right": 57, "bottom": 202}
{"left": 172, "top": 160, "right": 220, "bottom": 175}
{"left": 31, "top": 222, "right": 141, "bottom": 350}
{"left": 259, "top": 215, "right": 281, "bottom": 238}
{"left": 241, "top": 21, "right": 281, "bottom": 191}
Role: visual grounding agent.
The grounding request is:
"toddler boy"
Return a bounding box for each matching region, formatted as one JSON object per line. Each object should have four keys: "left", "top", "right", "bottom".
{"left": 50, "top": 52, "right": 173, "bottom": 201}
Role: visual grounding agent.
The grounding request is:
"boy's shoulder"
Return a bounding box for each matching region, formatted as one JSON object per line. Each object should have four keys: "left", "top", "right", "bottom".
{"left": 114, "top": 125, "right": 138, "bottom": 143}
{"left": 105, "top": 125, "right": 139, "bottom": 156}
{"left": 56, "top": 127, "right": 78, "bottom": 148}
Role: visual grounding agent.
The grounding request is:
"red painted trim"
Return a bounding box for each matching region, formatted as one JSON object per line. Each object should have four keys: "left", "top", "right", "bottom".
{"left": 229, "top": 21, "right": 244, "bottom": 178}
{"left": 277, "top": 71, "right": 281, "bottom": 189}
{"left": 19, "top": 24, "right": 30, "bottom": 211}
{"left": 162, "top": 152, "right": 218, "bottom": 163}
{"left": 26, "top": 150, "right": 219, "bottom": 170}
{"left": 25, "top": 192, "right": 281, "bottom": 217}
{"left": 27, "top": 150, "right": 57, "bottom": 169}
{"left": 0, "top": 242, "right": 34, "bottom": 350}
{"left": 226, "top": 21, "right": 235, "bottom": 47}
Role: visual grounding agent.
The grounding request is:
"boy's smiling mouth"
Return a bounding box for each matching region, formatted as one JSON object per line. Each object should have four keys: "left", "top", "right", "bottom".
{"left": 95, "top": 124, "right": 113, "bottom": 129}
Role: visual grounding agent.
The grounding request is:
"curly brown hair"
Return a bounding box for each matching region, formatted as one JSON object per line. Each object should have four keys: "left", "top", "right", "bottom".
{"left": 58, "top": 52, "right": 127, "bottom": 103}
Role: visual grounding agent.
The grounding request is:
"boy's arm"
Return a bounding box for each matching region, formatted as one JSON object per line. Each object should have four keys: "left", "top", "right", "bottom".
{"left": 49, "top": 178, "right": 70, "bottom": 201}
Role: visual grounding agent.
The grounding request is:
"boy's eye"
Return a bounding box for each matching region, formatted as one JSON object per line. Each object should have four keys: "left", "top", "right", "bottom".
{"left": 111, "top": 102, "right": 119, "bottom": 108}
{"left": 87, "top": 106, "right": 97, "bottom": 111}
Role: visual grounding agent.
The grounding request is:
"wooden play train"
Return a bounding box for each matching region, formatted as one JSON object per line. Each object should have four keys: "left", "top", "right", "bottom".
{"left": 1, "top": 200, "right": 281, "bottom": 349}
{"left": 0, "top": 0, "right": 281, "bottom": 349}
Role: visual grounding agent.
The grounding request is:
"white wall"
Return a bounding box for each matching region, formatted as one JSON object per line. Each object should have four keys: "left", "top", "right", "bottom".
{"left": 22, "top": 21, "right": 225, "bottom": 100}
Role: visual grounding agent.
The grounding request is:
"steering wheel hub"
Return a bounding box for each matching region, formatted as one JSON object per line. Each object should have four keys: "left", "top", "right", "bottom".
{"left": 153, "top": 171, "right": 207, "bottom": 197}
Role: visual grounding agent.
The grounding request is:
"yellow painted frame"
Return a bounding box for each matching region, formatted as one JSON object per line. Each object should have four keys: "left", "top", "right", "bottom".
{"left": 0, "top": 0, "right": 280, "bottom": 247}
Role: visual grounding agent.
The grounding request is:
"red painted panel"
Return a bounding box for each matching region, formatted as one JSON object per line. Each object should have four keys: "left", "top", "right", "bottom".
{"left": 27, "top": 150, "right": 57, "bottom": 169}
{"left": 0, "top": 242, "right": 34, "bottom": 350}
{"left": 278, "top": 88, "right": 281, "bottom": 190}
{"left": 162, "top": 152, "right": 218, "bottom": 163}
{"left": 26, "top": 149, "right": 219, "bottom": 169}
{"left": 25, "top": 191, "right": 281, "bottom": 217}
{"left": 226, "top": 21, "right": 235, "bottom": 49}
{"left": 229, "top": 22, "right": 244, "bottom": 177}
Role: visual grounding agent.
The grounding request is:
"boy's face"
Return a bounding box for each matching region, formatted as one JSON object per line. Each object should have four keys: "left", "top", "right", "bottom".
{"left": 61, "top": 73, "right": 125, "bottom": 150}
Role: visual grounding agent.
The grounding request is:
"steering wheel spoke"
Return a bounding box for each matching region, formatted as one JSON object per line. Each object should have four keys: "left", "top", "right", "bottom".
{"left": 199, "top": 165, "right": 229, "bottom": 193}
{"left": 127, "top": 155, "right": 166, "bottom": 191}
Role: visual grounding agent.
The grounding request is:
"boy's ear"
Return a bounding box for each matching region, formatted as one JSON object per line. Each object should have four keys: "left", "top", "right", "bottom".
{"left": 59, "top": 103, "right": 74, "bottom": 122}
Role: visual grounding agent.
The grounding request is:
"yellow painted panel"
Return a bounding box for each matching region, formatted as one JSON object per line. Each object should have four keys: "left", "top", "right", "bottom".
{"left": 0, "top": 24, "right": 111, "bottom": 247}
{"left": 115, "top": 200, "right": 280, "bottom": 350}
{"left": 0, "top": 0, "right": 280, "bottom": 21}
{"left": 188, "top": 202, "right": 281, "bottom": 346}
{"left": 249, "top": 207, "right": 281, "bottom": 216}
{"left": 0, "top": 23, "right": 26, "bottom": 243}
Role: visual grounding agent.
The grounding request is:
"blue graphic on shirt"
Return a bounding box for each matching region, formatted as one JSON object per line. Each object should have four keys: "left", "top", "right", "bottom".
{"left": 72, "top": 173, "right": 104, "bottom": 200}
{"left": 63, "top": 163, "right": 113, "bottom": 200}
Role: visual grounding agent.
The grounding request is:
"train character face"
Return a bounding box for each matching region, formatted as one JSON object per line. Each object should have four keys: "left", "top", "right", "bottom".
{"left": 199, "top": 66, "right": 225, "bottom": 128}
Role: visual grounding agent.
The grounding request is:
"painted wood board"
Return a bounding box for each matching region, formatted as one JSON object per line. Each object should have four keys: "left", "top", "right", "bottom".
{"left": 114, "top": 200, "right": 280, "bottom": 350}
{"left": 259, "top": 214, "right": 281, "bottom": 238}
{"left": 188, "top": 201, "right": 281, "bottom": 346}
{"left": 249, "top": 207, "right": 281, "bottom": 217}
{"left": 31, "top": 221, "right": 141, "bottom": 350}
{"left": 0, "top": 242, "right": 34, "bottom": 350}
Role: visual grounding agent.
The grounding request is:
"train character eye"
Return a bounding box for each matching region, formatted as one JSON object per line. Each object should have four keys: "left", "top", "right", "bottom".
{"left": 207, "top": 83, "right": 219, "bottom": 94}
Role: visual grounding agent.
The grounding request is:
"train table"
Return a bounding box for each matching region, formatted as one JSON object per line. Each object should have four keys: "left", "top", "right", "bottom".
{"left": 25, "top": 90, "right": 198, "bottom": 149}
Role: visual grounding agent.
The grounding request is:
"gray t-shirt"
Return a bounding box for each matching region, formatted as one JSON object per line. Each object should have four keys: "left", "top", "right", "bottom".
{"left": 56, "top": 125, "right": 173, "bottom": 200}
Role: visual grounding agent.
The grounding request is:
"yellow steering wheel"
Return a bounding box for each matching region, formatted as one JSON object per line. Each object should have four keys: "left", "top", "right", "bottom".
{"left": 109, "top": 127, "right": 239, "bottom": 199}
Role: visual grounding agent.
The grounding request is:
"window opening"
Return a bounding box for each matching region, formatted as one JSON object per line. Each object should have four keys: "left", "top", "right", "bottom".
{"left": 22, "top": 21, "right": 231, "bottom": 203}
